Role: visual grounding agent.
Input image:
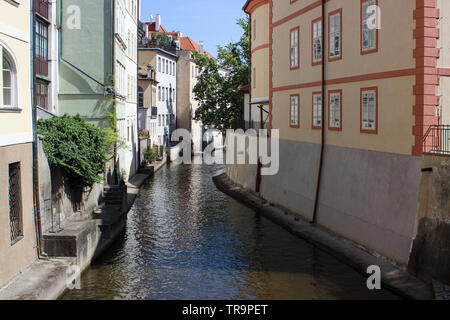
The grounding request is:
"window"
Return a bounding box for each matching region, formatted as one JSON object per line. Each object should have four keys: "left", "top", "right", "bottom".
{"left": 9, "top": 162, "right": 23, "bottom": 245}
{"left": 290, "top": 27, "right": 299, "bottom": 69}
{"left": 138, "top": 86, "right": 143, "bottom": 108}
{"left": 158, "top": 86, "right": 161, "bottom": 101}
{"left": 361, "top": 87, "right": 378, "bottom": 133}
{"left": 361, "top": 0, "right": 378, "bottom": 54}
{"left": 1, "top": 47, "right": 17, "bottom": 107}
{"left": 36, "top": 81, "right": 49, "bottom": 110}
{"left": 328, "top": 90, "right": 342, "bottom": 130}
{"left": 35, "top": 19, "right": 49, "bottom": 76}
{"left": 158, "top": 57, "right": 161, "bottom": 72}
{"left": 312, "top": 18, "right": 322, "bottom": 65}
{"left": 158, "top": 115, "right": 161, "bottom": 126}
{"left": 312, "top": 92, "right": 322, "bottom": 129}
{"left": 127, "top": 120, "right": 130, "bottom": 142}
{"left": 166, "top": 60, "right": 169, "bottom": 74}
{"left": 166, "top": 88, "right": 168, "bottom": 101}
{"left": 253, "top": 20, "right": 256, "bottom": 40}
{"left": 328, "top": 9, "right": 342, "bottom": 61}
{"left": 290, "top": 94, "right": 299, "bottom": 128}
{"left": 192, "top": 65, "right": 194, "bottom": 78}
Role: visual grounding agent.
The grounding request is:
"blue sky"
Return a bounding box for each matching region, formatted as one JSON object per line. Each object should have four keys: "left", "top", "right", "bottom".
{"left": 140, "top": 0, "right": 247, "bottom": 58}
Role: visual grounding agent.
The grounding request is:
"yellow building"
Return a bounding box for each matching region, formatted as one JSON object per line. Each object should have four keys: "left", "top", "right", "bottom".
{"left": 0, "top": 0, "right": 37, "bottom": 286}
{"left": 244, "top": 0, "right": 450, "bottom": 265}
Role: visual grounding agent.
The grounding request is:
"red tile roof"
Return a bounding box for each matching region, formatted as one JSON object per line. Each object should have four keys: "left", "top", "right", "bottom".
{"left": 144, "top": 22, "right": 168, "bottom": 37}
{"left": 179, "top": 37, "right": 216, "bottom": 60}
{"left": 143, "top": 22, "right": 216, "bottom": 60}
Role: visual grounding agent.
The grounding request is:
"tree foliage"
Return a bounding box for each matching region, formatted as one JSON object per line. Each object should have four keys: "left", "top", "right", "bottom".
{"left": 37, "top": 115, "right": 112, "bottom": 190}
{"left": 192, "top": 17, "right": 250, "bottom": 131}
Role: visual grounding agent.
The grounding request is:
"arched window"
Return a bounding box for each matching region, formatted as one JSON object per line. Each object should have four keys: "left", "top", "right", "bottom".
{"left": 1, "top": 47, "right": 17, "bottom": 107}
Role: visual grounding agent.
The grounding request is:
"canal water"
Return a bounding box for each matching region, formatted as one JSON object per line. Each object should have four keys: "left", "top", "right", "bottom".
{"left": 61, "top": 154, "right": 399, "bottom": 300}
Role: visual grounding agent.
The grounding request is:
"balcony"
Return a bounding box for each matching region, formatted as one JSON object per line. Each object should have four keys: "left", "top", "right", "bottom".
{"left": 139, "top": 38, "right": 177, "bottom": 55}
{"left": 35, "top": 0, "right": 49, "bottom": 19}
{"left": 423, "top": 125, "right": 450, "bottom": 156}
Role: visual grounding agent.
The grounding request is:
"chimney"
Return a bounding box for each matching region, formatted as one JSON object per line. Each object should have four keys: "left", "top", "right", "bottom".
{"left": 144, "top": 24, "right": 149, "bottom": 38}
{"left": 199, "top": 41, "right": 204, "bottom": 54}
{"left": 156, "top": 14, "right": 161, "bottom": 32}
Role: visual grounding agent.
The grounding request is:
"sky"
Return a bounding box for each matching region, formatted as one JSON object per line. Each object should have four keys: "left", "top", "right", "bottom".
{"left": 140, "top": 0, "right": 247, "bottom": 58}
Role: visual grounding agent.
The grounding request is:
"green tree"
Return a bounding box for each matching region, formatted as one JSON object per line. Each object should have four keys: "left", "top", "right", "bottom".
{"left": 191, "top": 17, "right": 250, "bottom": 131}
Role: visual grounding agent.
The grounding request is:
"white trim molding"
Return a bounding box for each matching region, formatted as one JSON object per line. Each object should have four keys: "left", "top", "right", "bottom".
{"left": 0, "top": 132, "right": 33, "bottom": 147}
{"left": 0, "top": 22, "right": 29, "bottom": 43}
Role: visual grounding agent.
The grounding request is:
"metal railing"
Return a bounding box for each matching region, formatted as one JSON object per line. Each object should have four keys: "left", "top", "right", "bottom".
{"left": 9, "top": 162, "right": 23, "bottom": 244}
{"left": 423, "top": 125, "right": 450, "bottom": 156}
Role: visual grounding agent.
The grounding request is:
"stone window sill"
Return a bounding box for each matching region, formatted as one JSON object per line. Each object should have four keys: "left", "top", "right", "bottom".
{"left": 0, "top": 107, "right": 22, "bottom": 113}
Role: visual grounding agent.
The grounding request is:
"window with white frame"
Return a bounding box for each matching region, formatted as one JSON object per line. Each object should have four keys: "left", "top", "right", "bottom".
{"left": 329, "top": 11, "right": 341, "bottom": 59}
{"left": 361, "top": 89, "right": 377, "bottom": 131}
{"left": 362, "top": 0, "right": 377, "bottom": 52}
{"left": 158, "top": 57, "right": 161, "bottom": 72}
{"left": 2, "top": 48, "right": 17, "bottom": 107}
{"left": 312, "top": 20, "right": 322, "bottom": 63}
{"left": 290, "top": 95, "right": 299, "bottom": 127}
{"left": 290, "top": 28, "right": 299, "bottom": 68}
{"left": 329, "top": 91, "right": 341, "bottom": 129}
{"left": 312, "top": 93, "right": 322, "bottom": 127}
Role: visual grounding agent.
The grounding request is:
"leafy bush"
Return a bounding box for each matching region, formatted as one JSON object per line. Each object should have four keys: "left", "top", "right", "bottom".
{"left": 38, "top": 115, "right": 112, "bottom": 190}
{"left": 143, "top": 147, "right": 158, "bottom": 164}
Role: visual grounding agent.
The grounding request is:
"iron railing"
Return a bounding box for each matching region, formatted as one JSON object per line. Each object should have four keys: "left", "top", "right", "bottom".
{"left": 9, "top": 162, "right": 23, "bottom": 244}
{"left": 423, "top": 125, "right": 450, "bottom": 156}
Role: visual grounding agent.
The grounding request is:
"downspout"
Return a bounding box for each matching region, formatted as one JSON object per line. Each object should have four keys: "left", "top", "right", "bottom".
{"left": 31, "top": 0, "right": 46, "bottom": 258}
{"left": 311, "top": 0, "right": 325, "bottom": 224}
{"left": 136, "top": 2, "right": 140, "bottom": 174}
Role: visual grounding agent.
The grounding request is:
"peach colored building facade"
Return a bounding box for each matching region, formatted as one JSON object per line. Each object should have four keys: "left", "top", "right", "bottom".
{"left": 0, "top": 0, "right": 37, "bottom": 287}
{"left": 242, "top": 0, "right": 450, "bottom": 265}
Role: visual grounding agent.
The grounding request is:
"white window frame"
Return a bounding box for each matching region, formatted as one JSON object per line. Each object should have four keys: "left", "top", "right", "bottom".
{"left": 312, "top": 20, "right": 322, "bottom": 64}
{"left": 362, "top": 0, "right": 377, "bottom": 52}
{"left": 361, "top": 89, "right": 377, "bottom": 131}
{"left": 329, "top": 92, "right": 341, "bottom": 129}
{"left": 290, "top": 28, "right": 299, "bottom": 69}
{"left": 329, "top": 11, "right": 341, "bottom": 59}
{"left": 1, "top": 45, "right": 18, "bottom": 108}
{"left": 290, "top": 95, "right": 299, "bottom": 127}
{"left": 312, "top": 93, "right": 322, "bottom": 127}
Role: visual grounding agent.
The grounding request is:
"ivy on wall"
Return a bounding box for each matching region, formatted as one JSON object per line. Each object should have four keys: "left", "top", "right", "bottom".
{"left": 37, "top": 115, "right": 112, "bottom": 190}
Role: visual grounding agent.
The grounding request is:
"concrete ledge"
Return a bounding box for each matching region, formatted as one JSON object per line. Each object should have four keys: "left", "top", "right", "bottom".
{"left": 213, "top": 171, "right": 435, "bottom": 300}
{"left": 0, "top": 259, "right": 73, "bottom": 300}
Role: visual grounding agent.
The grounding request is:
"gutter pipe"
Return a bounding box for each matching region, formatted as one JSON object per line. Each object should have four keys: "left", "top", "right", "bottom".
{"left": 311, "top": 0, "right": 326, "bottom": 224}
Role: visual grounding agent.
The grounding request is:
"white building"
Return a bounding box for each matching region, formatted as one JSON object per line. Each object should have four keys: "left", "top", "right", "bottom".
{"left": 154, "top": 49, "right": 178, "bottom": 147}
{"left": 115, "top": 0, "right": 139, "bottom": 180}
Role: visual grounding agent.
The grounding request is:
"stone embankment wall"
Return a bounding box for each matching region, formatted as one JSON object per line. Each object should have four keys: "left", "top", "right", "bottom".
{"left": 409, "top": 155, "right": 450, "bottom": 285}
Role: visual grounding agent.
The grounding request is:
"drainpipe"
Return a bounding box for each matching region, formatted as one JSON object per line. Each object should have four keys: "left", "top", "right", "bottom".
{"left": 31, "top": 0, "right": 46, "bottom": 258}
{"left": 311, "top": 0, "right": 326, "bottom": 224}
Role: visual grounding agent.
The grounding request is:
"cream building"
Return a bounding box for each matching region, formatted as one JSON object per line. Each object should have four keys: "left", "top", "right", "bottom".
{"left": 241, "top": 0, "right": 450, "bottom": 265}
{"left": 0, "top": 0, "right": 37, "bottom": 287}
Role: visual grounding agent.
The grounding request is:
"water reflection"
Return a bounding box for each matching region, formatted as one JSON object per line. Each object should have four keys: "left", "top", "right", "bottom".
{"left": 61, "top": 152, "right": 399, "bottom": 300}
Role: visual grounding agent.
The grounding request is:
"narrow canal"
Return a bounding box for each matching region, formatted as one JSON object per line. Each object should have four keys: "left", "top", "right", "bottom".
{"left": 61, "top": 153, "right": 399, "bottom": 300}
